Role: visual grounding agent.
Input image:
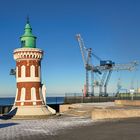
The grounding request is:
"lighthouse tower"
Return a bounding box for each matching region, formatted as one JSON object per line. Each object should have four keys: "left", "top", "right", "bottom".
{"left": 12, "top": 19, "right": 54, "bottom": 117}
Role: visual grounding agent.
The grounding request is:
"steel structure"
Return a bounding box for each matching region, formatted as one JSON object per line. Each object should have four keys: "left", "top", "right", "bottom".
{"left": 95, "top": 61, "right": 138, "bottom": 96}
{"left": 95, "top": 61, "right": 138, "bottom": 71}
{"left": 76, "top": 34, "right": 138, "bottom": 97}
{"left": 76, "top": 34, "right": 115, "bottom": 96}
{"left": 76, "top": 34, "right": 94, "bottom": 96}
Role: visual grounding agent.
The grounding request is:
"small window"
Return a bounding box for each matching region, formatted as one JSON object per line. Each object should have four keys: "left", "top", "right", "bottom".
{"left": 31, "top": 87, "right": 36, "bottom": 101}
{"left": 21, "top": 40, "right": 25, "bottom": 47}
{"left": 21, "top": 65, "right": 25, "bottom": 78}
{"left": 30, "top": 65, "right": 35, "bottom": 77}
{"left": 16, "top": 67, "right": 18, "bottom": 78}
{"left": 38, "top": 66, "right": 40, "bottom": 78}
{"left": 21, "top": 88, "right": 25, "bottom": 101}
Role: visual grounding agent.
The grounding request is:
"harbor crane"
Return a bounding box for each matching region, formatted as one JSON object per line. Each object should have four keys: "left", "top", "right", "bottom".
{"left": 76, "top": 34, "right": 112, "bottom": 96}
{"left": 95, "top": 61, "right": 138, "bottom": 96}
{"left": 76, "top": 34, "right": 104, "bottom": 96}
{"left": 76, "top": 34, "right": 94, "bottom": 96}
{"left": 76, "top": 34, "right": 138, "bottom": 97}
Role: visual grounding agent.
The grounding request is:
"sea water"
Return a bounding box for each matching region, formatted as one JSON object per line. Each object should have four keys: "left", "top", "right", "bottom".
{"left": 0, "top": 97, "right": 64, "bottom": 106}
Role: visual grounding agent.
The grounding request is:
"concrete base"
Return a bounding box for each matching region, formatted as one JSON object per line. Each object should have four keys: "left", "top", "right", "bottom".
{"left": 92, "top": 108, "right": 140, "bottom": 120}
{"left": 8, "top": 105, "right": 56, "bottom": 119}
{"left": 60, "top": 104, "right": 76, "bottom": 113}
{"left": 115, "top": 100, "right": 140, "bottom": 106}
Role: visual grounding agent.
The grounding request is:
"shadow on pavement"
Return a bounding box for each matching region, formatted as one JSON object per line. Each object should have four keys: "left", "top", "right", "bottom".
{"left": 0, "top": 123, "right": 19, "bottom": 128}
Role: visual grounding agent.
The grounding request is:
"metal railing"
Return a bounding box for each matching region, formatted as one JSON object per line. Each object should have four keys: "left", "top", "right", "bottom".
{"left": 64, "top": 93, "right": 140, "bottom": 104}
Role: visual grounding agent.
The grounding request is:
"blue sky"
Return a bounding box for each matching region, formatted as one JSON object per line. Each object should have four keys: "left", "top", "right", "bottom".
{"left": 0, "top": 0, "right": 140, "bottom": 96}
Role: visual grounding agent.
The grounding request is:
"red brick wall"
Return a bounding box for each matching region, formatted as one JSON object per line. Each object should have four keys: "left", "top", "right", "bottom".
{"left": 14, "top": 50, "right": 44, "bottom": 106}
{"left": 17, "top": 60, "right": 40, "bottom": 77}
{"left": 16, "top": 82, "right": 41, "bottom": 101}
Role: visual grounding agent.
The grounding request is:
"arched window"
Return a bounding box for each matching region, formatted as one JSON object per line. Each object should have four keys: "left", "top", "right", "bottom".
{"left": 14, "top": 88, "right": 18, "bottom": 104}
{"left": 39, "top": 87, "right": 41, "bottom": 95}
{"left": 16, "top": 67, "right": 18, "bottom": 78}
{"left": 31, "top": 87, "right": 36, "bottom": 101}
{"left": 20, "top": 87, "right": 25, "bottom": 102}
{"left": 30, "top": 65, "right": 35, "bottom": 77}
{"left": 14, "top": 88, "right": 18, "bottom": 106}
{"left": 21, "top": 65, "right": 25, "bottom": 78}
{"left": 38, "top": 66, "right": 40, "bottom": 78}
{"left": 39, "top": 87, "right": 42, "bottom": 100}
{"left": 21, "top": 40, "right": 25, "bottom": 47}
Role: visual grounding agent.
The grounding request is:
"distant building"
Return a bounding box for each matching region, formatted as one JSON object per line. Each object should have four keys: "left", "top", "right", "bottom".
{"left": 137, "top": 88, "right": 140, "bottom": 93}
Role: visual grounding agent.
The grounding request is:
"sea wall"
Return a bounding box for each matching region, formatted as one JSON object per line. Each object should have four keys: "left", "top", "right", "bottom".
{"left": 60, "top": 104, "right": 75, "bottom": 113}
{"left": 0, "top": 105, "right": 12, "bottom": 115}
{"left": 92, "top": 108, "right": 140, "bottom": 120}
{"left": 115, "top": 100, "right": 140, "bottom": 106}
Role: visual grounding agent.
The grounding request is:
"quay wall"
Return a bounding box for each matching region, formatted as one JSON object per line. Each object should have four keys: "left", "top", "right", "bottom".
{"left": 115, "top": 100, "right": 140, "bottom": 106}
{"left": 92, "top": 108, "right": 140, "bottom": 120}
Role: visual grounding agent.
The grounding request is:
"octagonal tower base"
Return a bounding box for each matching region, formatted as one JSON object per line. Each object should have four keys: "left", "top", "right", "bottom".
{"left": 7, "top": 105, "right": 56, "bottom": 119}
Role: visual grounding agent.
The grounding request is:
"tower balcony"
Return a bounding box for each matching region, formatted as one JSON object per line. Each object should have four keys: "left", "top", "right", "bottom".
{"left": 13, "top": 48, "right": 43, "bottom": 60}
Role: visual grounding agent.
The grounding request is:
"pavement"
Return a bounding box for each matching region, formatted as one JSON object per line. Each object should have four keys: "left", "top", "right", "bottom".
{"left": 1, "top": 116, "right": 140, "bottom": 140}
{"left": 53, "top": 117, "right": 140, "bottom": 140}
{"left": 1, "top": 102, "right": 140, "bottom": 140}
{"left": 0, "top": 115, "right": 92, "bottom": 140}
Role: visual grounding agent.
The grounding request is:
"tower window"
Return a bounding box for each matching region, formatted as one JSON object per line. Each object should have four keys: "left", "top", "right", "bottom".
{"left": 31, "top": 87, "right": 36, "bottom": 101}
{"left": 20, "top": 87, "right": 25, "bottom": 102}
{"left": 38, "top": 66, "right": 40, "bottom": 78}
{"left": 21, "top": 65, "right": 26, "bottom": 78}
{"left": 16, "top": 67, "right": 18, "bottom": 78}
{"left": 30, "top": 65, "right": 35, "bottom": 77}
{"left": 21, "top": 40, "right": 25, "bottom": 47}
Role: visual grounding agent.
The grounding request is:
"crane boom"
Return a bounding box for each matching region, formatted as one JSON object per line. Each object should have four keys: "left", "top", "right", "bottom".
{"left": 97, "top": 61, "right": 138, "bottom": 96}
{"left": 94, "top": 61, "right": 138, "bottom": 72}
{"left": 76, "top": 34, "right": 87, "bottom": 68}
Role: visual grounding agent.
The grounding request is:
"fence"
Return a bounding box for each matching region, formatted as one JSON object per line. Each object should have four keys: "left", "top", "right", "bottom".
{"left": 64, "top": 93, "right": 140, "bottom": 104}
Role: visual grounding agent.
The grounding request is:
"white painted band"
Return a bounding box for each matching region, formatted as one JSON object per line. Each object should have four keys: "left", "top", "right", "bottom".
{"left": 15, "top": 100, "right": 42, "bottom": 102}
{"left": 33, "top": 102, "right": 37, "bottom": 105}
{"left": 17, "top": 77, "right": 41, "bottom": 82}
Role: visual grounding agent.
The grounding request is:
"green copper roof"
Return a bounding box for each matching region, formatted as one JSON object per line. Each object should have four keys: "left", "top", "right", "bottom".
{"left": 20, "top": 19, "right": 36, "bottom": 48}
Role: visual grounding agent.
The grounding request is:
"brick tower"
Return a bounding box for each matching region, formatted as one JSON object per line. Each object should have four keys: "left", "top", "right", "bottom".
{"left": 11, "top": 19, "right": 55, "bottom": 117}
